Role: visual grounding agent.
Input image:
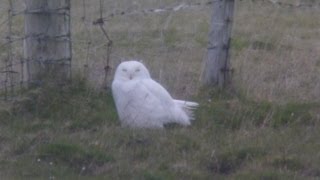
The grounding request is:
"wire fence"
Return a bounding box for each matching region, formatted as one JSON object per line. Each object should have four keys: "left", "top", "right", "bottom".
{"left": 0, "top": 0, "right": 319, "bottom": 101}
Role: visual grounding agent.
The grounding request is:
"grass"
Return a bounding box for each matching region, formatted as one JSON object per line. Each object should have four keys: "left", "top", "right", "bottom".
{"left": 1, "top": 0, "right": 320, "bottom": 102}
{"left": 0, "top": 0, "right": 319, "bottom": 179}
{"left": 0, "top": 79, "right": 319, "bottom": 179}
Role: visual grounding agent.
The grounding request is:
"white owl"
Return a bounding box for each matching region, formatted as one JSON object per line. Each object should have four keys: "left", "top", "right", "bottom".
{"left": 111, "top": 60, "right": 199, "bottom": 128}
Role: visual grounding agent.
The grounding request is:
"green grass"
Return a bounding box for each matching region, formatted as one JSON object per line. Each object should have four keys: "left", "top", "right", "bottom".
{"left": 0, "top": 0, "right": 320, "bottom": 179}
{"left": 0, "top": 79, "right": 319, "bottom": 179}
{"left": 207, "top": 146, "right": 267, "bottom": 174}
{"left": 38, "top": 142, "right": 114, "bottom": 173}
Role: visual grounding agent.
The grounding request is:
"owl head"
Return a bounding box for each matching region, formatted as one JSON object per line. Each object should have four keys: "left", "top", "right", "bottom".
{"left": 114, "top": 60, "right": 151, "bottom": 81}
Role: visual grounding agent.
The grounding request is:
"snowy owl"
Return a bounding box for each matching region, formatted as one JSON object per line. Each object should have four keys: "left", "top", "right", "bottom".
{"left": 111, "top": 60, "right": 199, "bottom": 128}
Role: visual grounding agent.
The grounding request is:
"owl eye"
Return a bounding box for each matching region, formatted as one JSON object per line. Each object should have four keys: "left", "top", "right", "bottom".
{"left": 135, "top": 68, "right": 140, "bottom": 72}
{"left": 122, "top": 68, "right": 127, "bottom": 72}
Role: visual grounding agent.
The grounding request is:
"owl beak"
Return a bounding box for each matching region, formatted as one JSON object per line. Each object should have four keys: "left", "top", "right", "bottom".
{"left": 129, "top": 75, "right": 133, "bottom": 80}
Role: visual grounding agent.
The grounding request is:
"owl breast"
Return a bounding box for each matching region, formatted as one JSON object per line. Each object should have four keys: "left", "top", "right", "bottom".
{"left": 112, "top": 60, "right": 198, "bottom": 129}
{"left": 112, "top": 79, "right": 170, "bottom": 128}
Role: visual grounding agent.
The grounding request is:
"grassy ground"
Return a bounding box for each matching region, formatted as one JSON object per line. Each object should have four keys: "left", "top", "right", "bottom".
{"left": 0, "top": 0, "right": 319, "bottom": 179}
{"left": 0, "top": 80, "right": 319, "bottom": 179}
{"left": 0, "top": 0, "right": 319, "bottom": 101}
{"left": 70, "top": 0, "right": 320, "bottom": 102}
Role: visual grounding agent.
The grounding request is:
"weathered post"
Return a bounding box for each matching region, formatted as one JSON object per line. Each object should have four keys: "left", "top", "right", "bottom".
{"left": 201, "top": 0, "right": 235, "bottom": 87}
{"left": 24, "top": 0, "right": 71, "bottom": 86}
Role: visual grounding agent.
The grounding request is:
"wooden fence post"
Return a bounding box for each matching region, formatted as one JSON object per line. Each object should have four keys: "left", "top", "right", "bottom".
{"left": 24, "top": 0, "right": 71, "bottom": 86}
{"left": 201, "top": 0, "right": 235, "bottom": 87}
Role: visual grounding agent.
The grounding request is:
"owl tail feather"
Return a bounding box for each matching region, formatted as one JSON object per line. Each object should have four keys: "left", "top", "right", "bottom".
{"left": 174, "top": 100, "right": 199, "bottom": 121}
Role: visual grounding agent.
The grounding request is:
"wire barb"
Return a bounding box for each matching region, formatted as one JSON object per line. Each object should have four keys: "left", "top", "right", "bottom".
{"left": 0, "top": 0, "right": 319, "bottom": 101}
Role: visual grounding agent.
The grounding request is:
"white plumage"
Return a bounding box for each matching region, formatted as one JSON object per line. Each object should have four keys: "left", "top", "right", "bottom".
{"left": 111, "top": 60, "right": 199, "bottom": 128}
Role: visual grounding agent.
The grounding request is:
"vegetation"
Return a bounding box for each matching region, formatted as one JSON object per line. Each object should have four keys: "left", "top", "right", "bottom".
{"left": 0, "top": 0, "right": 319, "bottom": 179}
{"left": 0, "top": 80, "right": 319, "bottom": 179}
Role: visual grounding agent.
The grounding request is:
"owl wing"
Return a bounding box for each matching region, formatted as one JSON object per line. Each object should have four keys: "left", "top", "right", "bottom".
{"left": 112, "top": 79, "right": 173, "bottom": 128}
{"left": 111, "top": 80, "right": 130, "bottom": 122}
{"left": 140, "top": 79, "right": 192, "bottom": 125}
{"left": 140, "top": 79, "right": 174, "bottom": 107}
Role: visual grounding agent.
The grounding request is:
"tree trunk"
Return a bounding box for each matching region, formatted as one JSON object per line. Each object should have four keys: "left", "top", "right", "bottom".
{"left": 201, "top": 0, "right": 235, "bottom": 87}
{"left": 24, "top": 0, "right": 71, "bottom": 86}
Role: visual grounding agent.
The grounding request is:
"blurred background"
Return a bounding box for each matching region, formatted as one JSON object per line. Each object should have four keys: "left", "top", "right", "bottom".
{"left": 0, "top": 0, "right": 319, "bottom": 102}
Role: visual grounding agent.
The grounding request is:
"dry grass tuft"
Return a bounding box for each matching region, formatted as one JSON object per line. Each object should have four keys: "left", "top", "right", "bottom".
{"left": 0, "top": 0, "right": 319, "bottom": 102}
{"left": 0, "top": 1, "right": 319, "bottom": 179}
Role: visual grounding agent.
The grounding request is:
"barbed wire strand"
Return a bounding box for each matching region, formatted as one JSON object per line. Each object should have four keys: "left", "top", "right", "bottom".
{"left": 81, "top": 0, "right": 92, "bottom": 78}
{"left": 95, "top": 0, "right": 113, "bottom": 88}
{"left": 92, "top": 0, "right": 319, "bottom": 24}
{"left": 261, "top": 0, "right": 319, "bottom": 8}
{"left": 67, "top": 0, "right": 72, "bottom": 81}
{"left": 0, "top": 0, "right": 319, "bottom": 100}
{"left": 4, "top": 0, "right": 14, "bottom": 100}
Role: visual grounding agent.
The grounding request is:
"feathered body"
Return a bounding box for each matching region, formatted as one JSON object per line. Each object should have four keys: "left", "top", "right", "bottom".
{"left": 112, "top": 61, "right": 198, "bottom": 128}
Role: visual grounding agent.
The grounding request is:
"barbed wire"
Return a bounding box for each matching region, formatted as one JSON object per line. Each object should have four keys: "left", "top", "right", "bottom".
{"left": 0, "top": 0, "right": 319, "bottom": 100}
{"left": 93, "top": 0, "right": 319, "bottom": 24}
{"left": 96, "top": 0, "right": 113, "bottom": 88}
{"left": 0, "top": 10, "right": 24, "bottom": 29}
{"left": 4, "top": 0, "right": 14, "bottom": 100}
{"left": 0, "top": 0, "right": 72, "bottom": 100}
{"left": 258, "top": 0, "right": 319, "bottom": 8}
{"left": 93, "top": 0, "right": 218, "bottom": 24}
